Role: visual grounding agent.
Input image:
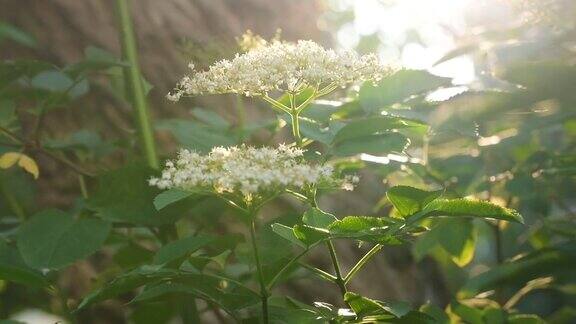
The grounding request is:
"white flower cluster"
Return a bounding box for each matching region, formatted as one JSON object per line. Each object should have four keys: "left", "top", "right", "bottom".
{"left": 149, "top": 145, "right": 355, "bottom": 201}
{"left": 167, "top": 37, "right": 392, "bottom": 101}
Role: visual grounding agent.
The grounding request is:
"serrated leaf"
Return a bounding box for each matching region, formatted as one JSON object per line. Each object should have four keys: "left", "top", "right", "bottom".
{"left": 153, "top": 235, "right": 213, "bottom": 264}
{"left": 333, "top": 133, "right": 410, "bottom": 156}
{"left": 77, "top": 265, "right": 174, "bottom": 310}
{"left": 131, "top": 274, "right": 260, "bottom": 316}
{"left": 302, "top": 208, "right": 337, "bottom": 229}
{"left": 293, "top": 224, "right": 329, "bottom": 246}
{"left": 328, "top": 216, "right": 401, "bottom": 244}
{"left": 359, "top": 70, "right": 452, "bottom": 112}
{"left": 345, "top": 292, "right": 394, "bottom": 318}
{"left": 328, "top": 216, "right": 396, "bottom": 234}
{"left": 0, "top": 241, "right": 47, "bottom": 287}
{"left": 422, "top": 199, "right": 524, "bottom": 223}
{"left": 271, "top": 223, "right": 306, "bottom": 248}
{"left": 334, "top": 116, "right": 427, "bottom": 143}
{"left": 386, "top": 186, "right": 443, "bottom": 217}
{"left": 153, "top": 189, "right": 193, "bottom": 210}
{"left": 17, "top": 209, "right": 111, "bottom": 270}
{"left": 344, "top": 292, "right": 416, "bottom": 319}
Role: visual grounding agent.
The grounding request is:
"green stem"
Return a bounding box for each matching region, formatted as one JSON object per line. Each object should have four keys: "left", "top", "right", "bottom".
{"left": 115, "top": 0, "right": 159, "bottom": 169}
{"left": 235, "top": 95, "right": 246, "bottom": 130}
{"left": 326, "top": 240, "right": 347, "bottom": 297}
{"left": 494, "top": 220, "right": 503, "bottom": 265}
{"left": 262, "top": 95, "right": 291, "bottom": 114}
{"left": 299, "top": 261, "right": 337, "bottom": 282}
{"left": 250, "top": 217, "right": 269, "bottom": 324}
{"left": 288, "top": 93, "right": 303, "bottom": 146}
{"left": 78, "top": 174, "right": 88, "bottom": 199}
{"left": 266, "top": 248, "right": 310, "bottom": 290}
{"left": 290, "top": 110, "right": 302, "bottom": 146}
{"left": 344, "top": 244, "right": 383, "bottom": 284}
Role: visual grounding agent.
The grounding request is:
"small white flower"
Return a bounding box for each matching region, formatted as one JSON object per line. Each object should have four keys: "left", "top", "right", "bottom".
{"left": 149, "top": 144, "right": 353, "bottom": 201}
{"left": 167, "top": 33, "right": 393, "bottom": 100}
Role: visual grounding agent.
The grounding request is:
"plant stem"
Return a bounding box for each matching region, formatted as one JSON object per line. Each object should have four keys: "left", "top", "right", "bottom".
{"left": 299, "top": 261, "right": 337, "bottom": 282}
{"left": 250, "top": 217, "right": 269, "bottom": 324}
{"left": 344, "top": 244, "right": 383, "bottom": 284}
{"left": 290, "top": 110, "right": 302, "bottom": 146}
{"left": 266, "top": 248, "right": 310, "bottom": 290}
{"left": 78, "top": 174, "right": 88, "bottom": 199}
{"left": 235, "top": 95, "right": 246, "bottom": 130}
{"left": 326, "top": 240, "right": 347, "bottom": 297}
{"left": 493, "top": 220, "right": 503, "bottom": 264}
{"left": 115, "top": 0, "right": 159, "bottom": 169}
{"left": 288, "top": 93, "right": 303, "bottom": 146}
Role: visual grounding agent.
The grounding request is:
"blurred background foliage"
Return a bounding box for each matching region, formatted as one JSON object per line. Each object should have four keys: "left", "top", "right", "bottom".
{"left": 0, "top": 0, "right": 575, "bottom": 323}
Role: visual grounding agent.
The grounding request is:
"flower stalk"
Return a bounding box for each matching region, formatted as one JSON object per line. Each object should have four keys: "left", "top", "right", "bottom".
{"left": 115, "top": 0, "right": 158, "bottom": 169}
{"left": 249, "top": 212, "right": 269, "bottom": 324}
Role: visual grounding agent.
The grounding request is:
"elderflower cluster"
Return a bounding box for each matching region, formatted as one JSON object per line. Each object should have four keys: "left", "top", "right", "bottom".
{"left": 167, "top": 35, "right": 392, "bottom": 101}
{"left": 149, "top": 145, "right": 355, "bottom": 201}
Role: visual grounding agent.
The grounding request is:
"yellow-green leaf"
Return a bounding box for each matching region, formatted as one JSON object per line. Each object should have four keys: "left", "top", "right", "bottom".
{"left": 17, "top": 154, "right": 39, "bottom": 179}
{"left": 0, "top": 152, "right": 40, "bottom": 179}
{"left": 0, "top": 152, "right": 21, "bottom": 169}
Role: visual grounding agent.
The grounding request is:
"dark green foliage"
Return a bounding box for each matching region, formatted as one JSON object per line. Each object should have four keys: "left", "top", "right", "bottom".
{"left": 16, "top": 209, "right": 110, "bottom": 270}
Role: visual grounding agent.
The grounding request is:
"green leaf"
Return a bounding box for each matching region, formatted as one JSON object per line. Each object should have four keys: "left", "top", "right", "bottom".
{"left": 435, "top": 219, "right": 477, "bottom": 267}
{"left": 507, "top": 314, "right": 546, "bottom": 324}
{"left": 419, "top": 303, "right": 450, "bottom": 324}
{"left": 344, "top": 292, "right": 418, "bottom": 320}
{"left": 328, "top": 216, "right": 396, "bottom": 234}
{"left": 422, "top": 199, "right": 524, "bottom": 223}
{"left": 386, "top": 186, "right": 443, "bottom": 217}
{"left": 17, "top": 209, "right": 111, "bottom": 270}
{"left": 153, "top": 235, "right": 214, "bottom": 264}
{"left": 44, "top": 130, "right": 115, "bottom": 158}
{"left": 0, "top": 99, "right": 17, "bottom": 127}
{"left": 333, "top": 133, "right": 410, "bottom": 156}
{"left": 0, "top": 241, "right": 47, "bottom": 287}
{"left": 0, "top": 23, "right": 36, "bottom": 48}
{"left": 345, "top": 292, "right": 394, "bottom": 318}
{"left": 328, "top": 216, "right": 401, "bottom": 244}
{"left": 153, "top": 189, "right": 193, "bottom": 210}
{"left": 64, "top": 46, "right": 128, "bottom": 78}
{"left": 30, "top": 70, "right": 89, "bottom": 99}
{"left": 271, "top": 223, "right": 306, "bottom": 248}
{"left": 191, "top": 108, "right": 230, "bottom": 129}
{"left": 132, "top": 274, "right": 260, "bottom": 316}
{"left": 359, "top": 70, "right": 452, "bottom": 112}
{"left": 458, "top": 244, "right": 576, "bottom": 299}
{"left": 449, "top": 300, "right": 484, "bottom": 324}
{"left": 293, "top": 224, "right": 329, "bottom": 246}
{"left": 302, "top": 208, "right": 337, "bottom": 229}
{"left": 0, "top": 60, "right": 55, "bottom": 90}
{"left": 113, "top": 242, "right": 153, "bottom": 269}
{"left": 334, "top": 116, "right": 427, "bottom": 143}
{"left": 77, "top": 265, "right": 175, "bottom": 310}
{"left": 156, "top": 119, "right": 235, "bottom": 153}
{"left": 87, "top": 164, "right": 186, "bottom": 225}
